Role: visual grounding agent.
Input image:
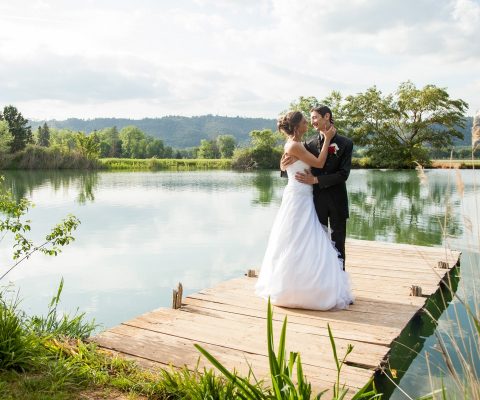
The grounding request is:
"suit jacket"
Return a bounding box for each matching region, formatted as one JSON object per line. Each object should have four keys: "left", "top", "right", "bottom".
{"left": 304, "top": 133, "right": 353, "bottom": 218}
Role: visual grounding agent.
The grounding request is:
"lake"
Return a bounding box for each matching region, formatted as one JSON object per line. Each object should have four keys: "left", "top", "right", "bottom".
{"left": 1, "top": 168, "right": 479, "bottom": 398}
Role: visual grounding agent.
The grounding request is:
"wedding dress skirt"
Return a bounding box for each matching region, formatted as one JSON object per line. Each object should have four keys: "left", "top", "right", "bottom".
{"left": 255, "top": 160, "right": 353, "bottom": 310}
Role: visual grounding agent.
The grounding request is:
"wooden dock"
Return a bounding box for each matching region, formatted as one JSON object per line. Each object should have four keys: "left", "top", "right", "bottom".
{"left": 92, "top": 239, "right": 461, "bottom": 396}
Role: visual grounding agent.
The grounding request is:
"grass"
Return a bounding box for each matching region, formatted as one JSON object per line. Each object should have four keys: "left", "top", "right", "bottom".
{"left": 431, "top": 159, "right": 480, "bottom": 169}
{"left": 100, "top": 157, "right": 232, "bottom": 170}
{"left": 1, "top": 145, "right": 100, "bottom": 170}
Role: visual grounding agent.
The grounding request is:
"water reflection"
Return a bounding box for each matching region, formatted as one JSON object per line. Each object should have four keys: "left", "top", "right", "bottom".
{"left": 251, "top": 171, "right": 283, "bottom": 206}
{"left": 348, "top": 170, "right": 462, "bottom": 246}
{"left": 3, "top": 170, "right": 99, "bottom": 205}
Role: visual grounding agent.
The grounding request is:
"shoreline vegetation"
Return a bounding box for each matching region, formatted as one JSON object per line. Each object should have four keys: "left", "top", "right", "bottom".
{"left": 1, "top": 82, "right": 479, "bottom": 173}
{"left": 1, "top": 151, "right": 478, "bottom": 171}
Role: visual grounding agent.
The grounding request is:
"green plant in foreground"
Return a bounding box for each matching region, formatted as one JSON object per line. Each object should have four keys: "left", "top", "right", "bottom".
{"left": 196, "top": 299, "right": 381, "bottom": 399}
{"left": 0, "top": 176, "right": 80, "bottom": 282}
{"left": 27, "top": 278, "right": 97, "bottom": 339}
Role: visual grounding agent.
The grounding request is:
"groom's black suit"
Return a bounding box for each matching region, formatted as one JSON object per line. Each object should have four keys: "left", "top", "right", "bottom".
{"left": 304, "top": 132, "right": 353, "bottom": 269}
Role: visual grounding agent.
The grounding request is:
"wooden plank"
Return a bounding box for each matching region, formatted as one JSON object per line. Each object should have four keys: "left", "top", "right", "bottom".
{"left": 124, "top": 312, "right": 388, "bottom": 369}
{"left": 91, "top": 240, "right": 461, "bottom": 396}
{"left": 144, "top": 306, "right": 400, "bottom": 346}
{"left": 211, "top": 277, "right": 429, "bottom": 306}
{"left": 94, "top": 325, "right": 372, "bottom": 391}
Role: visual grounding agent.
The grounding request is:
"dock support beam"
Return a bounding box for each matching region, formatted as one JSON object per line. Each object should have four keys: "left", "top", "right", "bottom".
{"left": 172, "top": 282, "right": 183, "bottom": 309}
{"left": 410, "top": 285, "right": 422, "bottom": 297}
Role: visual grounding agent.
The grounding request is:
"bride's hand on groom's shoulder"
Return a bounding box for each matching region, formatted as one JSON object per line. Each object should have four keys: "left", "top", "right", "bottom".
{"left": 280, "top": 153, "right": 297, "bottom": 171}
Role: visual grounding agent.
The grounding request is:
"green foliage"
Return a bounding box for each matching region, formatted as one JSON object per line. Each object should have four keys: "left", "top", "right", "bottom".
{"left": 216, "top": 134, "right": 237, "bottom": 158}
{"left": 5, "top": 145, "right": 100, "bottom": 170}
{"left": 96, "top": 126, "right": 122, "bottom": 157}
{"left": 49, "top": 129, "right": 77, "bottom": 152}
{"left": 37, "top": 123, "right": 50, "bottom": 147}
{"left": 30, "top": 115, "right": 277, "bottom": 148}
{"left": 198, "top": 138, "right": 220, "bottom": 159}
{"left": 231, "top": 129, "right": 283, "bottom": 170}
{"left": 0, "top": 120, "right": 13, "bottom": 154}
{"left": 0, "top": 105, "right": 33, "bottom": 153}
{"left": 0, "top": 291, "right": 37, "bottom": 370}
{"left": 27, "top": 278, "right": 97, "bottom": 339}
{"left": 74, "top": 132, "right": 100, "bottom": 160}
{"left": 287, "top": 92, "right": 348, "bottom": 137}
{"left": 231, "top": 147, "right": 257, "bottom": 170}
{"left": 0, "top": 176, "right": 80, "bottom": 281}
{"left": 343, "top": 82, "right": 468, "bottom": 168}
{"left": 100, "top": 157, "right": 231, "bottom": 170}
{"left": 119, "top": 125, "right": 146, "bottom": 158}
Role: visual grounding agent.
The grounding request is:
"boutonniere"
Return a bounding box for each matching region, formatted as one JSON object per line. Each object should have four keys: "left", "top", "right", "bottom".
{"left": 328, "top": 143, "right": 339, "bottom": 155}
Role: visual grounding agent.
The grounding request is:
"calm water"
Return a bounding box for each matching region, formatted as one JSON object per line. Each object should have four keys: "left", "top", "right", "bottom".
{"left": 1, "top": 169, "right": 479, "bottom": 398}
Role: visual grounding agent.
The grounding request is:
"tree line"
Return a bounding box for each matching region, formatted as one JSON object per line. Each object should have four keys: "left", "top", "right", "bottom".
{"left": 0, "top": 105, "right": 240, "bottom": 165}
{"left": 1, "top": 81, "right": 476, "bottom": 169}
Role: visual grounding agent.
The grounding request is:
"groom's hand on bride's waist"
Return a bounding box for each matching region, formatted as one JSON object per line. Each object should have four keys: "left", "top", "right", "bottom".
{"left": 295, "top": 169, "right": 318, "bottom": 185}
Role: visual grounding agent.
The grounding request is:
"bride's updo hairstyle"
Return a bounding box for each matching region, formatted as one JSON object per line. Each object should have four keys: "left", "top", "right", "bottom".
{"left": 277, "top": 111, "right": 304, "bottom": 137}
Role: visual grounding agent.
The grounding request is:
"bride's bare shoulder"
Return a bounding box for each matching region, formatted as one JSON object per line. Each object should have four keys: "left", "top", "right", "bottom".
{"left": 284, "top": 140, "right": 302, "bottom": 153}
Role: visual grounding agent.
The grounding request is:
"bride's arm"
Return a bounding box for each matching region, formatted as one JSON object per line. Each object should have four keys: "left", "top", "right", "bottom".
{"left": 286, "top": 127, "right": 335, "bottom": 168}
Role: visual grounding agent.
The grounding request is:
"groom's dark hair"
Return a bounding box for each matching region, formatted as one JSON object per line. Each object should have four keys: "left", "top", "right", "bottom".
{"left": 311, "top": 105, "right": 334, "bottom": 124}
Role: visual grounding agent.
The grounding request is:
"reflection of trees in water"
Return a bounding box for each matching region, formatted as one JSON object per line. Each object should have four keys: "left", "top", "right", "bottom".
{"left": 2, "top": 170, "right": 99, "bottom": 205}
{"left": 348, "top": 170, "right": 462, "bottom": 246}
{"left": 251, "top": 171, "right": 284, "bottom": 206}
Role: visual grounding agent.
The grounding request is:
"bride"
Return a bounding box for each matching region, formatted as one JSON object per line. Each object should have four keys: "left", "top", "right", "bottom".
{"left": 255, "top": 110, "right": 353, "bottom": 310}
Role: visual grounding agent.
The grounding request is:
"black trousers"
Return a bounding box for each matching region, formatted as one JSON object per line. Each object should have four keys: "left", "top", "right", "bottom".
{"left": 314, "top": 199, "right": 347, "bottom": 270}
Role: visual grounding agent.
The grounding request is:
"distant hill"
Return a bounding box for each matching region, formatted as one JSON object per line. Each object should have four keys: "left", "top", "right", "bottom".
{"left": 29, "top": 115, "right": 474, "bottom": 148}
{"left": 29, "top": 115, "right": 277, "bottom": 148}
{"left": 453, "top": 116, "right": 473, "bottom": 146}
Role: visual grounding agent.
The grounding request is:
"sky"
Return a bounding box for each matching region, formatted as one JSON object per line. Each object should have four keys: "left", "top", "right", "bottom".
{"left": 0, "top": 0, "right": 479, "bottom": 120}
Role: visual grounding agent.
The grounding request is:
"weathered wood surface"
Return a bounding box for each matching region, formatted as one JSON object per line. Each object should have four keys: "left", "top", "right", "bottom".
{"left": 92, "top": 239, "right": 461, "bottom": 397}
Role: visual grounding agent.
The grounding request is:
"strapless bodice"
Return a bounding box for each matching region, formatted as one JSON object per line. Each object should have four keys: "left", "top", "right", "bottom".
{"left": 285, "top": 160, "right": 313, "bottom": 195}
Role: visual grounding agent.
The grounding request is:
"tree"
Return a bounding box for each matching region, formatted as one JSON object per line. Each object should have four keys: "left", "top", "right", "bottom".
{"left": 232, "top": 129, "right": 283, "bottom": 169}
{"left": 119, "top": 126, "right": 146, "bottom": 158}
{"left": 216, "top": 135, "right": 236, "bottom": 158}
{"left": 75, "top": 132, "right": 100, "bottom": 160}
{"left": 0, "top": 120, "right": 13, "bottom": 153}
{"left": 50, "top": 128, "right": 77, "bottom": 151}
{"left": 287, "top": 92, "right": 348, "bottom": 137}
{"left": 343, "top": 82, "right": 468, "bottom": 167}
{"left": 0, "top": 105, "right": 33, "bottom": 153}
{"left": 97, "top": 126, "right": 122, "bottom": 158}
{"left": 146, "top": 138, "right": 165, "bottom": 158}
{"left": 37, "top": 122, "right": 50, "bottom": 147}
{"left": 198, "top": 139, "right": 220, "bottom": 159}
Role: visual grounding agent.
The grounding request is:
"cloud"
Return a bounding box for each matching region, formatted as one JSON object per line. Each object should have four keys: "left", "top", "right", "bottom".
{"left": 0, "top": 52, "right": 170, "bottom": 102}
{"left": 0, "top": 0, "right": 478, "bottom": 118}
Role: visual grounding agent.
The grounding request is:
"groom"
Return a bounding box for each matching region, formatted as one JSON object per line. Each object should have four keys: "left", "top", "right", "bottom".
{"left": 281, "top": 105, "right": 353, "bottom": 269}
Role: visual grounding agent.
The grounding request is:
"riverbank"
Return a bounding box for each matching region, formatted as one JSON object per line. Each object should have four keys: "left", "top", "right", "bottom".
{"left": 1, "top": 153, "right": 478, "bottom": 171}
{"left": 431, "top": 159, "right": 480, "bottom": 169}
{"left": 99, "top": 157, "right": 232, "bottom": 170}
{"left": 99, "top": 157, "right": 479, "bottom": 170}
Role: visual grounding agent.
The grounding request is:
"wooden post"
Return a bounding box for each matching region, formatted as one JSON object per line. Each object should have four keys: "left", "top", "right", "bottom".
{"left": 437, "top": 261, "right": 449, "bottom": 269}
{"left": 410, "top": 285, "right": 422, "bottom": 297}
{"left": 246, "top": 269, "right": 256, "bottom": 277}
{"left": 172, "top": 282, "right": 183, "bottom": 309}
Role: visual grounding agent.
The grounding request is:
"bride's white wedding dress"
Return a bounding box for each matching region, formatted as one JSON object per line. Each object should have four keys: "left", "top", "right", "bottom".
{"left": 255, "top": 160, "right": 353, "bottom": 310}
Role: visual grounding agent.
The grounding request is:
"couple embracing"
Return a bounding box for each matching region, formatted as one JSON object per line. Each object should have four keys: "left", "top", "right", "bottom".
{"left": 255, "top": 105, "right": 354, "bottom": 310}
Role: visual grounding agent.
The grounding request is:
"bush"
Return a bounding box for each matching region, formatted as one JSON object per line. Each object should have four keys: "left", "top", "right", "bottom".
{"left": 5, "top": 145, "right": 100, "bottom": 170}
{"left": 232, "top": 147, "right": 283, "bottom": 170}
